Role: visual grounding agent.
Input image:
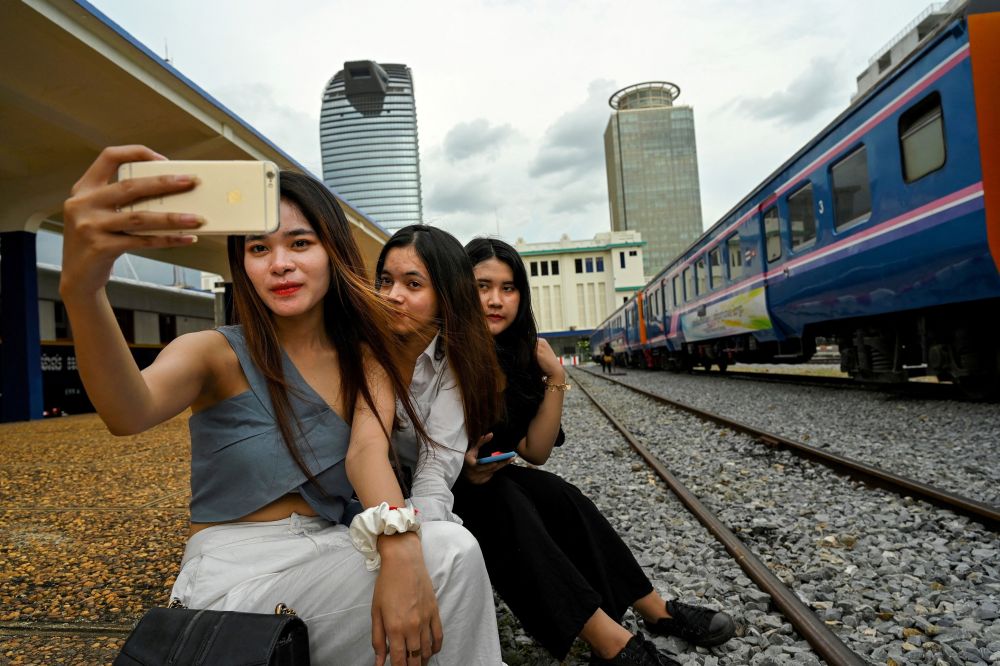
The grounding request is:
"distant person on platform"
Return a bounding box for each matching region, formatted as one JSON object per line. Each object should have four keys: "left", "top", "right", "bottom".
{"left": 602, "top": 342, "right": 614, "bottom": 374}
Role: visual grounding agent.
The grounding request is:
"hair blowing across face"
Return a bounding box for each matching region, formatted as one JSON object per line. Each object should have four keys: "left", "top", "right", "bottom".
{"left": 376, "top": 225, "right": 505, "bottom": 446}
{"left": 226, "top": 170, "right": 427, "bottom": 486}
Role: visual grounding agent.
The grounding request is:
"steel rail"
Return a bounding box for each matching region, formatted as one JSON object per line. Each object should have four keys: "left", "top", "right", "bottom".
{"left": 687, "top": 368, "right": 965, "bottom": 399}
{"left": 579, "top": 368, "right": 999, "bottom": 531}
{"left": 571, "top": 371, "right": 866, "bottom": 666}
{"left": 0, "top": 620, "right": 132, "bottom": 637}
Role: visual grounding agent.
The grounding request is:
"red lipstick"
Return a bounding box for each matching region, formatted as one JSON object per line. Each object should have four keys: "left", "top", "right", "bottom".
{"left": 272, "top": 283, "right": 302, "bottom": 297}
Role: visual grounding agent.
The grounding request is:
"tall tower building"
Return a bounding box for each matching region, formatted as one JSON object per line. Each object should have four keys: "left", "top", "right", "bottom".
{"left": 604, "top": 82, "right": 703, "bottom": 276}
{"left": 320, "top": 61, "right": 423, "bottom": 231}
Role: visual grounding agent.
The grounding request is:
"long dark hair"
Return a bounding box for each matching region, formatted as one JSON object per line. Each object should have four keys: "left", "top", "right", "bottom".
{"left": 375, "top": 225, "right": 504, "bottom": 447}
{"left": 226, "top": 170, "right": 427, "bottom": 486}
{"left": 465, "top": 237, "right": 544, "bottom": 404}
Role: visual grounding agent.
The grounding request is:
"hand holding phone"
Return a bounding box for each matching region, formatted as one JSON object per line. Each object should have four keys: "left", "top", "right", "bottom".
{"left": 476, "top": 450, "right": 517, "bottom": 465}
{"left": 117, "top": 160, "right": 280, "bottom": 235}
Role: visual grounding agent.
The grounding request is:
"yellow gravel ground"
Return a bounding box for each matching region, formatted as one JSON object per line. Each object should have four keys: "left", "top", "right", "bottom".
{"left": 1, "top": 413, "right": 190, "bottom": 665}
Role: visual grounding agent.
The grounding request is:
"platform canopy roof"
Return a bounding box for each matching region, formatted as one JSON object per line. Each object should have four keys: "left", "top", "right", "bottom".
{"left": 0, "top": 0, "right": 390, "bottom": 279}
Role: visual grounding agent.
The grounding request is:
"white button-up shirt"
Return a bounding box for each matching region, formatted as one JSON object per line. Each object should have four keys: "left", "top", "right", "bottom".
{"left": 393, "top": 334, "right": 467, "bottom": 523}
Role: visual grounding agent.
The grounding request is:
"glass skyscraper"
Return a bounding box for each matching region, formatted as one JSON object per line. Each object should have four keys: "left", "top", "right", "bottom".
{"left": 320, "top": 61, "right": 423, "bottom": 231}
{"left": 604, "top": 82, "right": 703, "bottom": 276}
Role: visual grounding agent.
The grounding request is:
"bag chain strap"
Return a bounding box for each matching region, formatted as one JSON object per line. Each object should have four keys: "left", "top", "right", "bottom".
{"left": 167, "top": 598, "right": 297, "bottom": 616}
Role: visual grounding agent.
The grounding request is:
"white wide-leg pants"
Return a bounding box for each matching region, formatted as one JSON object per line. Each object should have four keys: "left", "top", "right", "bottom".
{"left": 170, "top": 514, "right": 503, "bottom": 665}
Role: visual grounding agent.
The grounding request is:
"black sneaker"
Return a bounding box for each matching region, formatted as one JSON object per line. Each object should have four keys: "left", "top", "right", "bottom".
{"left": 589, "top": 633, "right": 680, "bottom": 666}
{"left": 644, "top": 600, "right": 736, "bottom": 647}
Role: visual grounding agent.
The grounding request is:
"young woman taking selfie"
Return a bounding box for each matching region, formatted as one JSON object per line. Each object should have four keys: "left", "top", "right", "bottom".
{"left": 59, "top": 146, "right": 503, "bottom": 665}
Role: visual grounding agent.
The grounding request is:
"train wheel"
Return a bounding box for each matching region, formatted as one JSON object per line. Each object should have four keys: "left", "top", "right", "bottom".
{"left": 956, "top": 374, "right": 999, "bottom": 401}
{"left": 717, "top": 358, "right": 729, "bottom": 373}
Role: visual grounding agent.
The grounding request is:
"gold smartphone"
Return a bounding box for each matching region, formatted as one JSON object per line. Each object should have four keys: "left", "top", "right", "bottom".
{"left": 116, "top": 160, "right": 280, "bottom": 235}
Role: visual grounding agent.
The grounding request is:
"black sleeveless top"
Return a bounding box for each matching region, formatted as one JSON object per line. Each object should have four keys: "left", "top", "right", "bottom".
{"left": 488, "top": 367, "right": 565, "bottom": 453}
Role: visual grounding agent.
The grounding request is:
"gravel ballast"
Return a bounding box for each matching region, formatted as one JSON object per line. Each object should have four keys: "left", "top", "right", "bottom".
{"left": 499, "top": 378, "right": 823, "bottom": 665}
{"left": 590, "top": 366, "right": 1000, "bottom": 507}
{"left": 568, "top": 367, "right": 999, "bottom": 666}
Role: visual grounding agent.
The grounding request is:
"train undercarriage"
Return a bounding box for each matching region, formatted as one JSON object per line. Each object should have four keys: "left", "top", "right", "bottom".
{"left": 631, "top": 299, "right": 1000, "bottom": 397}
{"left": 831, "top": 300, "right": 1000, "bottom": 395}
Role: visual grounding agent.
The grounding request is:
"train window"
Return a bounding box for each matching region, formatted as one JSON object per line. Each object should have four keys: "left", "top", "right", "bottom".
{"left": 672, "top": 275, "right": 681, "bottom": 306}
{"left": 727, "top": 233, "right": 742, "bottom": 278}
{"left": 113, "top": 308, "right": 135, "bottom": 343}
{"left": 788, "top": 184, "right": 817, "bottom": 249}
{"left": 683, "top": 267, "right": 694, "bottom": 302}
{"left": 832, "top": 146, "right": 871, "bottom": 229}
{"left": 696, "top": 257, "right": 707, "bottom": 295}
{"left": 764, "top": 207, "right": 781, "bottom": 263}
{"left": 159, "top": 314, "right": 176, "bottom": 343}
{"left": 899, "top": 92, "right": 945, "bottom": 182}
{"left": 54, "top": 302, "right": 71, "bottom": 340}
{"left": 709, "top": 247, "right": 723, "bottom": 290}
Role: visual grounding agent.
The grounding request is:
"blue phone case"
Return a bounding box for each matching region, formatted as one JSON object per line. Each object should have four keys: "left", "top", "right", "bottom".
{"left": 476, "top": 451, "right": 516, "bottom": 464}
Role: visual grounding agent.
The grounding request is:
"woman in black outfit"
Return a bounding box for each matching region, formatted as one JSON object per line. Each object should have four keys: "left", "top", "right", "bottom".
{"left": 453, "top": 238, "right": 735, "bottom": 666}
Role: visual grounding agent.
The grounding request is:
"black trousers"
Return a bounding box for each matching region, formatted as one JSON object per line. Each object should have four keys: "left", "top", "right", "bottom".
{"left": 453, "top": 465, "right": 653, "bottom": 659}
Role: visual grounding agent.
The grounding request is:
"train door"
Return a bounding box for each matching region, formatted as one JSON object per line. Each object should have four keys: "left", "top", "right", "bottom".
{"left": 761, "top": 204, "right": 785, "bottom": 275}
{"left": 624, "top": 300, "right": 635, "bottom": 365}
{"left": 756, "top": 199, "right": 789, "bottom": 344}
{"left": 636, "top": 291, "right": 652, "bottom": 368}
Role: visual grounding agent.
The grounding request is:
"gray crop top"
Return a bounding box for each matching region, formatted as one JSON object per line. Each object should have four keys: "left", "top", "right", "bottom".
{"left": 187, "top": 325, "right": 354, "bottom": 524}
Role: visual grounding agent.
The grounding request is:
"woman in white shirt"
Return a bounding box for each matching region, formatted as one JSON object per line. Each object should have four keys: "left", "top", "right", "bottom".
{"left": 374, "top": 224, "right": 505, "bottom": 523}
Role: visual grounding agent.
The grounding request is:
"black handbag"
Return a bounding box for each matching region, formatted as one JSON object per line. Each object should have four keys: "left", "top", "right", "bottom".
{"left": 113, "top": 601, "right": 310, "bottom": 666}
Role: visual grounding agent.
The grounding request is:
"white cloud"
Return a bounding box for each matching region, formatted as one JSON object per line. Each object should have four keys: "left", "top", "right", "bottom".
{"left": 735, "top": 57, "right": 845, "bottom": 126}
{"left": 427, "top": 173, "right": 499, "bottom": 214}
{"left": 443, "top": 119, "right": 516, "bottom": 162}
{"left": 530, "top": 79, "right": 613, "bottom": 182}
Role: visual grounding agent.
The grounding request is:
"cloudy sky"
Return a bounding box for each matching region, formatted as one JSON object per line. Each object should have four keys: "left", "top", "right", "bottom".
{"left": 90, "top": 0, "right": 931, "bottom": 247}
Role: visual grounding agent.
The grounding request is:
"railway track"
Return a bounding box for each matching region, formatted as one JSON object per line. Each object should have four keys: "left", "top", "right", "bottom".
{"left": 0, "top": 621, "right": 132, "bottom": 638}
{"left": 577, "top": 368, "right": 999, "bottom": 530}
{"left": 568, "top": 367, "right": 999, "bottom": 665}
{"left": 684, "top": 367, "right": 970, "bottom": 401}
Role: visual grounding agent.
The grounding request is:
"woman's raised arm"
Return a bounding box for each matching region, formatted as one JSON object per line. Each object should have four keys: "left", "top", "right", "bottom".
{"left": 60, "top": 146, "right": 209, "bottom": 434}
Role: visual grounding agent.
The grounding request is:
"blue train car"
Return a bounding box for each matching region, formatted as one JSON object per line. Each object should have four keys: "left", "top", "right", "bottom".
{"left": 592, "top": 1, "right": 1000, "bottom": 390}
{"left": 590, "top": 303, "right": 629, "bottom": 365}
